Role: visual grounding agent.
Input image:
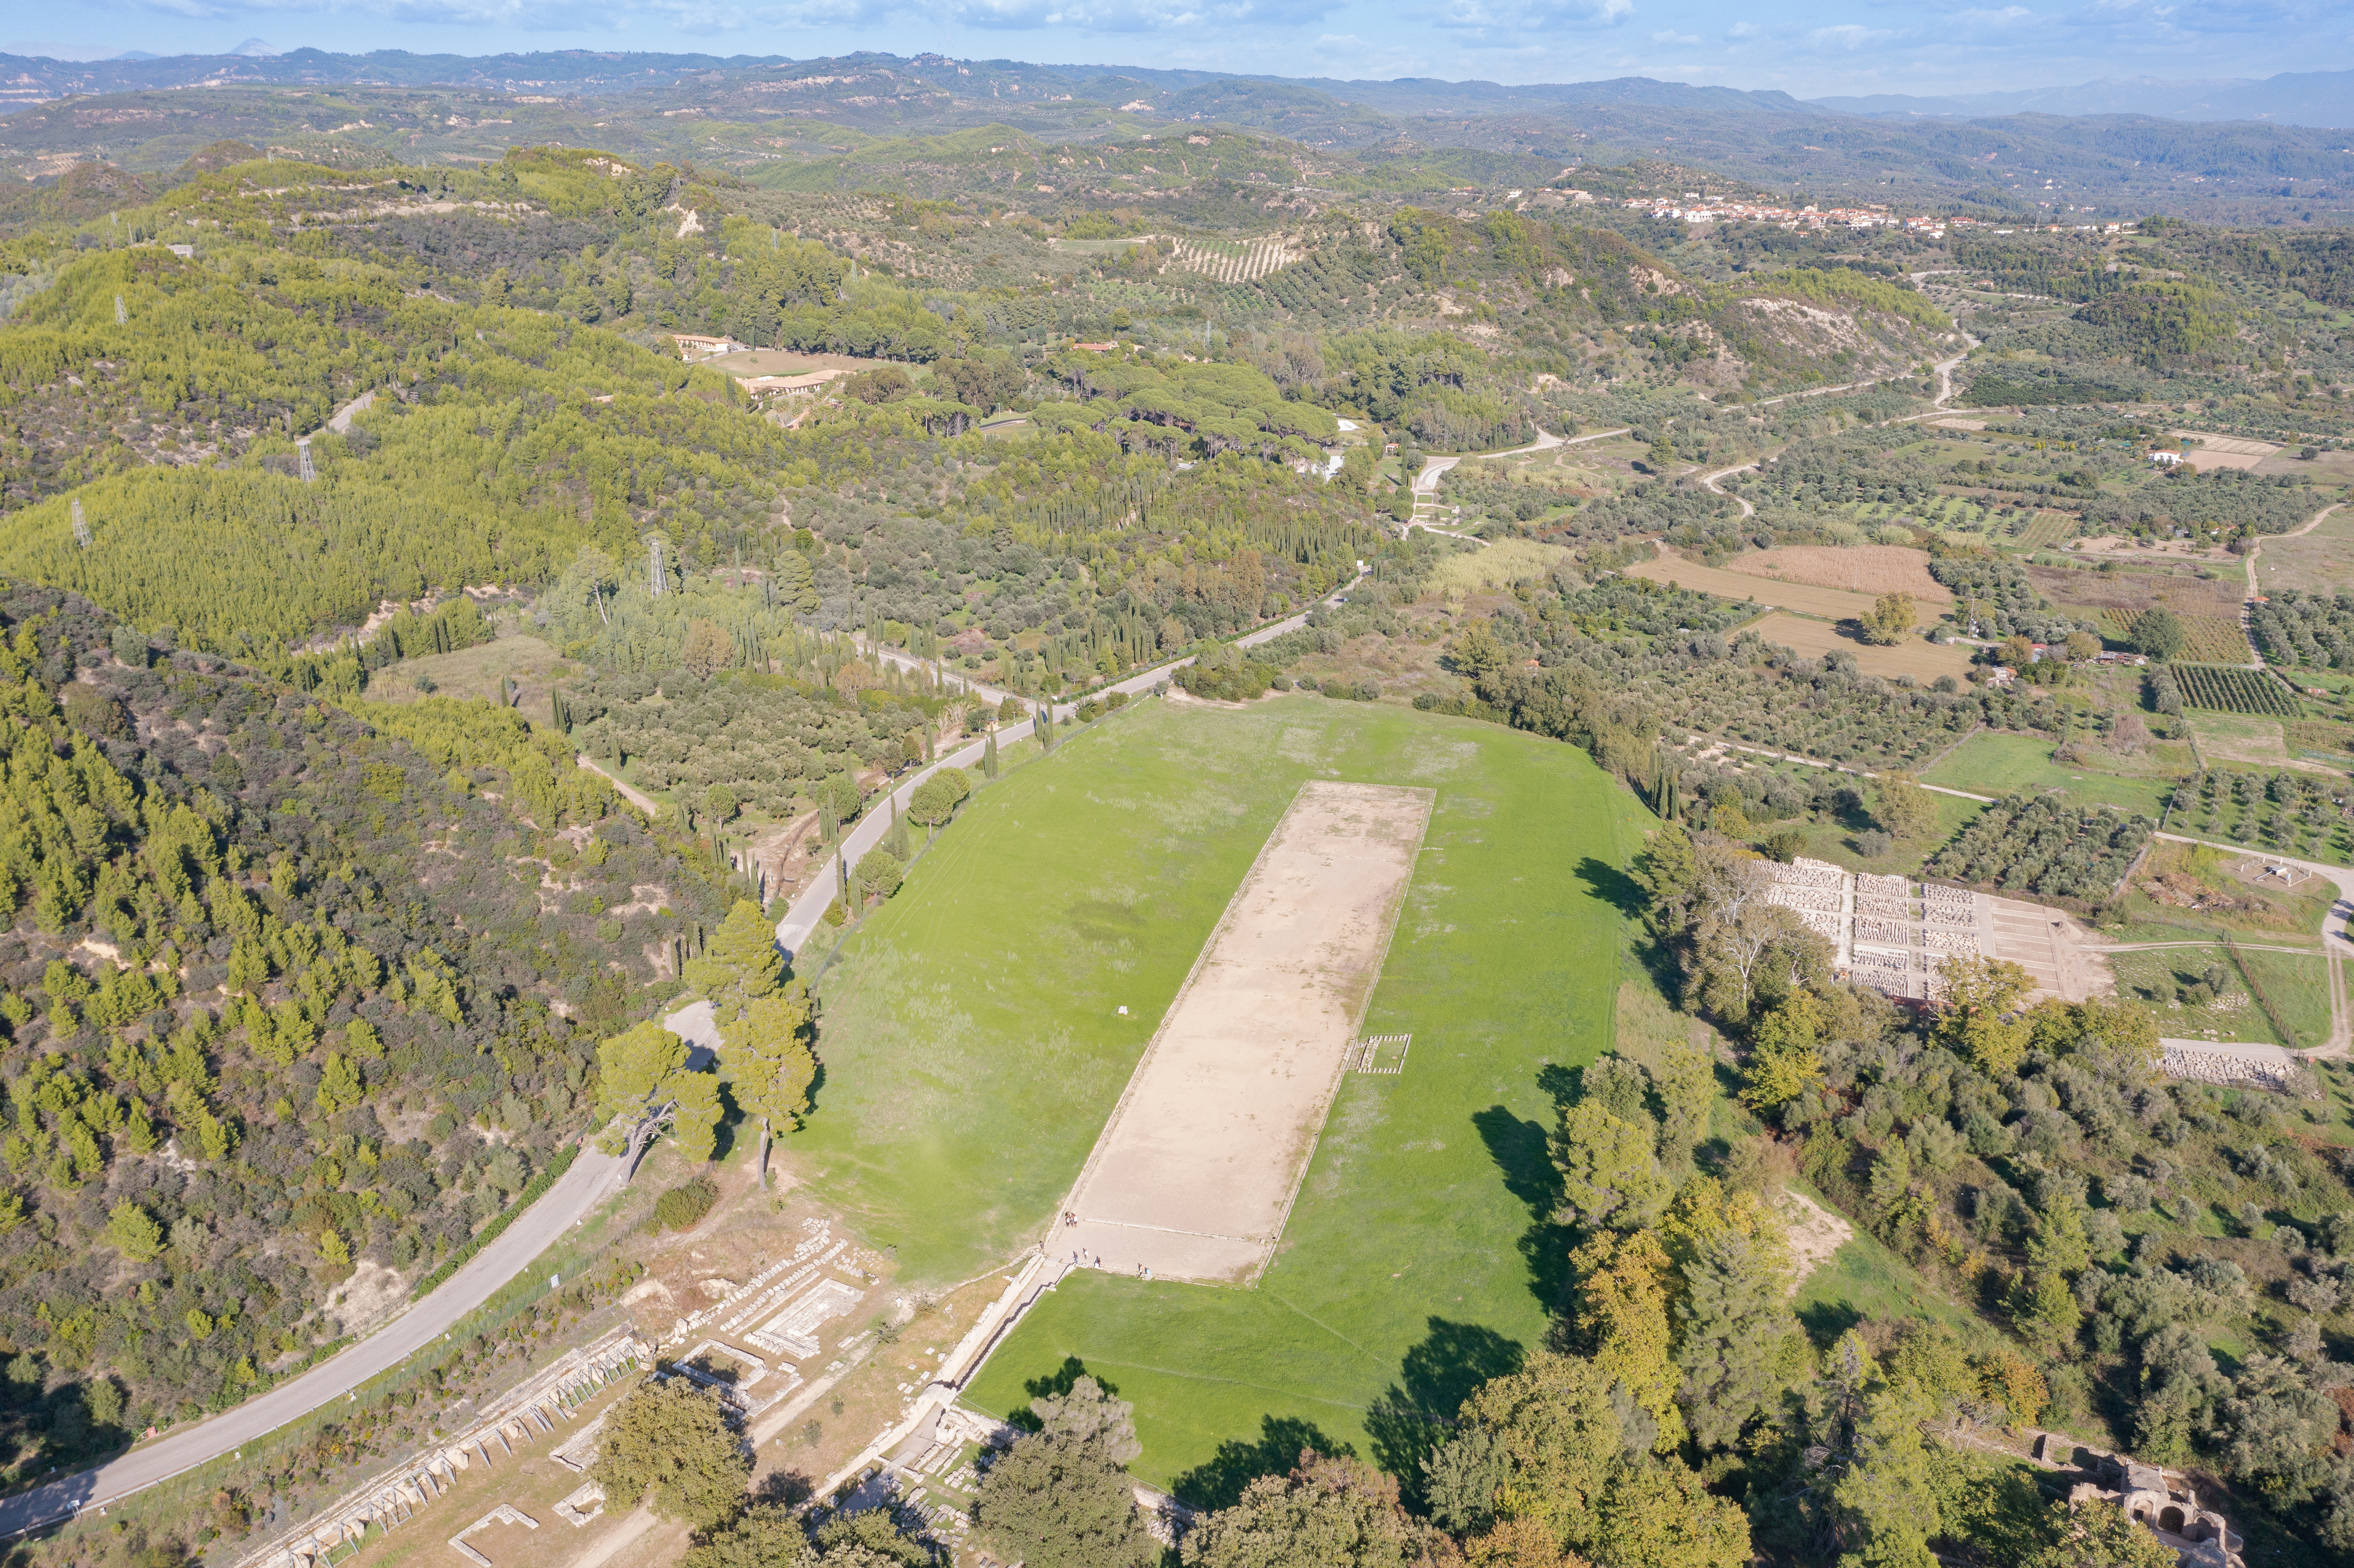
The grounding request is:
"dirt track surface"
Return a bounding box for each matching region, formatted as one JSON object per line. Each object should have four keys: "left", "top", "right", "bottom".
{"left": 1056, "top": 781, "right": 1432, "bottom": 1285}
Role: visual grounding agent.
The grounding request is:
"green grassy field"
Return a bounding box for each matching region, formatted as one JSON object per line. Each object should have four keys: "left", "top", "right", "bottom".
{"left": 1790, "top": 1187, "right": 1995, "bottom": 1352}
{"left": 2110, "top": 945, "right": 2283, "bottom": 1044}
{"left": 2230, "top": 943, "right": 2334, "bottom": 1050}
{"left": 375, "top": 632, "right": 579, "bottom": 714}
{"left": 1767, "top": 790, "right": 1985, "bottom": 877}
{"left": 795, "top": 697, "right": 1641, "bottom": 1500}
{"left": 1918, "top": 731, "right": 2184, "bottom": 818}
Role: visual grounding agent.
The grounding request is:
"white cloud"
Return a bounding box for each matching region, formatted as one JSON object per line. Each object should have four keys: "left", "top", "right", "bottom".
{"left": 949, "top": 0, "right": 1342, "bottom": 28}
{"left": 1811, "top": 22, "right": 1897, "bottom": 48}
{"left": 1651, "top": 27, "right": 1697, "bottom": 42}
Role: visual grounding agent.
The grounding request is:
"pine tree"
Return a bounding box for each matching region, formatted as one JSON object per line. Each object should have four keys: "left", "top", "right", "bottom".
{"left": 1828, "top": 1381, "right": 1942, "bottom": 1568}
{"left": 720, "top": 985, "right": 817, "bottom": 1176}
{"left": 1674, "top": 1229, "right": 1802, "bottom": 1450}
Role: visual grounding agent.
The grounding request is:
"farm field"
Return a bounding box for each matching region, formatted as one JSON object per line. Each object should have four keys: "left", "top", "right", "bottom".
{"left": 1426, "top": 538, "right": 1569, "bottom": 595}
{"left": 2014, "top": 511, "right": 2078, "bottom": 549}
{"left": 947, "top": 703, "right": 1638, "bottom": 1494}
{"left": 1744, "top": 611, "right": 1977, "bottom": 681}
{"left": 1918, "top": 731, "right": 2187, "bottom": 819}
{"left": 2029, "top": 562, "right": 2244, "bottom": 619}
{"left": 2174, "top": 664, "right": 2304, "bottom": 716}
{"left": 1626, "top": 552, "right": 1899, "bottom": 625}
{"left": 2103, "top": 940, "right": 2331, "bottom": 1049}
{"left": 2186, "top": 712, "right": 2305, "bottom": 770}
{"left": 1729, "top": 544, "right": 1950, "bottom": 601}
{"left": 2092, "top": 608, "right": 2249, "bottom": 664}
{"left": 2254, "top": 499, "right": 2354, "bottom": 596}
{"left": 2171, "top": 431, "right": 2279, "bottom": 471}
{"left": 2108, "top": 945, "right": 2283, "bottom": 1044}
{"left": 2166, "top": 766, "right": 2354, "bottom": 865}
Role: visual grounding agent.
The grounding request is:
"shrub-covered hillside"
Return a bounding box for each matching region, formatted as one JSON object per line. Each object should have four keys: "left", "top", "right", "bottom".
{"left": 0, "top": 582, "right": 719, "bottom": 1470}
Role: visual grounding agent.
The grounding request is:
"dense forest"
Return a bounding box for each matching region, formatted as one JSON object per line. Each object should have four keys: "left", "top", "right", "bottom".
{"left": 0, "top": 582, "right": 729, "bottom": 1474}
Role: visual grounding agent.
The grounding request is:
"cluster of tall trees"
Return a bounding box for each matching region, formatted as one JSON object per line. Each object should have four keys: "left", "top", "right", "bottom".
{"left": 1638, "top": 814, "right": 2354, "bottom": 1559}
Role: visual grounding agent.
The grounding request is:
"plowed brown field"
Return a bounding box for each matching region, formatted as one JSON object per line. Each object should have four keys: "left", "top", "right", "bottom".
{"left": 1627, "top": 552, "right": 1926, "bottom": 628}
{"left": 1732, "top": 545, "right": 1950, "bottom": 603}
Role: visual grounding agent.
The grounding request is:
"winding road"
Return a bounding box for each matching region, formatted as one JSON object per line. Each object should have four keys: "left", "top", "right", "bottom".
{"left": 1404, "top": 425, "right": 1604, "bottom": 546}
{"left": 0, "top": 1144, "right": 634, "bottom": 1540}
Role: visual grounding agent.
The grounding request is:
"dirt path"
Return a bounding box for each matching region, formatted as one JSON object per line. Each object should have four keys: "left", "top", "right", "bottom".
{"left": 576, "top": 755, "right": 659, "bottom": 816}
{"left": 1778, "top": 1188, "right": 1853, "bottom": 1290}
{"left": 1058, "top": 781, "right": 1433, "bottom": 1285}
{"left": 2239, "top": 501, "right": 2344, "bottom": 668}
{"left": 1931, "top": 330, "right": 1980, "bottom": 407}
{"left": 1701, "top": 462, "right": 1756, "bottom": 517}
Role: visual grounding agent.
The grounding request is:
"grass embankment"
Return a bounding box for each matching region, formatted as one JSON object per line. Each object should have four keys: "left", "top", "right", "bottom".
{"left": 798, "top": 698, "right": 1636, "bottom": 1497}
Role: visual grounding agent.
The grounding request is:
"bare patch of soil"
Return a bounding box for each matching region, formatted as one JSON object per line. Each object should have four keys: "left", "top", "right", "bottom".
{"left": 1778, "top": 1189, "right": 1853, "bottom": 1290}
{"left": 1737, "top": 545, "right": 1950, "bottom": 602}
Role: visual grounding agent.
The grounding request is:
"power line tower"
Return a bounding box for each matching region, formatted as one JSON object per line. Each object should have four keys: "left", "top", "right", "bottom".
{"left": 649, "top": 537, "right": 666, "bottom": 597}
{"left": 70, "top": 499, "right": 90, "bottom": 550}
{"left": 113, "top": 295, "right": 125, "bottom": 325}
{"left": 296, "top": 438, "right": 315, "bottom": 484}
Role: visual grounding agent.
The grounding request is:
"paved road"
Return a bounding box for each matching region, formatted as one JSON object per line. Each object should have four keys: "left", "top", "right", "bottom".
{"left": 780, "top": 573, "right": 1366, "bottom": 959}
{"left": 0, "top": 1143, "right": 630, "bottom": 1539}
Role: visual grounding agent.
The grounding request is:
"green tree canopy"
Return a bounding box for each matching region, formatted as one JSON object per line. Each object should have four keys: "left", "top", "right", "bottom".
{"left": 973, "top": 1375, "right": 1158, "bottom": 1568}
{"left": 1182, "top": 1450, "right": 1446, "bottom": 1568}
{"left": 591, "top": 1378, "right": 750, "bottom": 1529}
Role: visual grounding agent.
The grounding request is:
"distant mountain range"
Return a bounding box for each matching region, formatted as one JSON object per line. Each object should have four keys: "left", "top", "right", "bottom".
{"left": 1811, "top": 71, "right": 2354, "bottom": 128}
{"left": 0, "top": 48, "right": 2347, "bottom": 129}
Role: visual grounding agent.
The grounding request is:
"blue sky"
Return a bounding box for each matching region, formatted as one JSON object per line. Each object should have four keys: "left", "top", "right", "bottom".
{"left": 6, "top": 0, "right": 2352, "bottom": 100}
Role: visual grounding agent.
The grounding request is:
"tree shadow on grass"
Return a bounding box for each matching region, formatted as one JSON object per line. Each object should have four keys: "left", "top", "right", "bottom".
{"left": 1001, "top": 1355, "right": 1121, "bottom": 1431}
{"left": 1473, "top": 1105, "right": 1575, "bottom": 1314}
{"left": 1365, "top": 1319, "right": 1525, "bottom": 1506}
{"left": 1171, "top": 1414, "right": 1357, "bottom": 1512}
{"left": 1796, "top": 1298, "right": 1862, "bottom": 1351}
{"left": 1575, "top": 855, "right": 1648, "bottom": 919}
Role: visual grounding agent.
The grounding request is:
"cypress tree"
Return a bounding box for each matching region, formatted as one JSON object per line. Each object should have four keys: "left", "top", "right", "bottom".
{"left": 984, "top": 731, "right": 1000, "bottom": 778}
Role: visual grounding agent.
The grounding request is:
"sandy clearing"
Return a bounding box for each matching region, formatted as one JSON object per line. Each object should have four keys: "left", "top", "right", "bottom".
{"left": 1778, "top": 1189, "right": 1853, "bottom": 1291}
{"left": 1734, "top": 545, "right": 1952, "bottom": 603}
{"left": 1627, "top": 552, "right": 1927, "bottom": 628}
{"left": 1057, "top": 781, "right": 1432, "bottom": 1286}
{"left": 1744, "top": 612, "right": 1976, "bottom": 681}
